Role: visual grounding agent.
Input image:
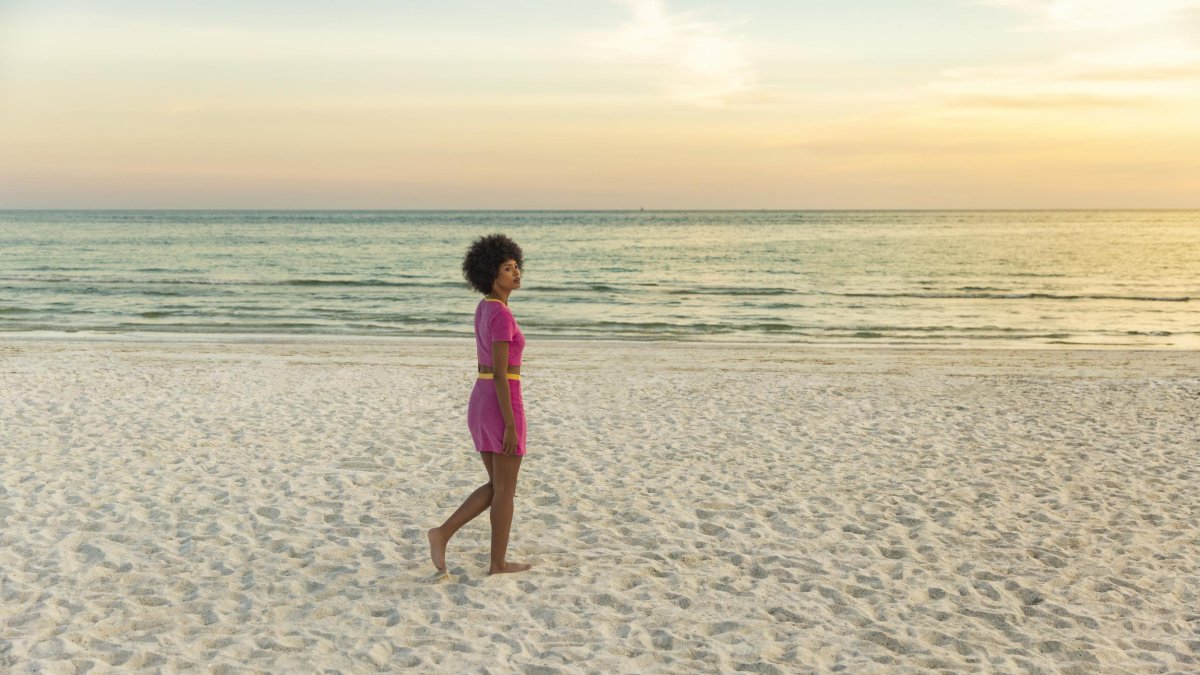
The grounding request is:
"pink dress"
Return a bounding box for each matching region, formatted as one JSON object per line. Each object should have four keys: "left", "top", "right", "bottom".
{"left": 467, "top": 298, "right": 526, "bottom": 455}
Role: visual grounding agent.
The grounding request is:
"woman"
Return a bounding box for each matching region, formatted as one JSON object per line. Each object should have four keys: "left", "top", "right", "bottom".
{"left": 428, "top": 233, "right": 532, "bottom": 575}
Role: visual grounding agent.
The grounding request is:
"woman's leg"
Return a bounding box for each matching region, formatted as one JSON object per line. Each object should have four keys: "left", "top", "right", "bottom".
{"left": 428, "top": 453, "right": 496, "bottom": 571}
{"left": 488, "top": 453, "right": 531, "bottom": 575}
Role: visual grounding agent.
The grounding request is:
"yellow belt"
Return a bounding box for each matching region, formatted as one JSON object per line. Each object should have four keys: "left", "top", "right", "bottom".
{"left": 478, "top": 373, "right": 521, "bottom": 380}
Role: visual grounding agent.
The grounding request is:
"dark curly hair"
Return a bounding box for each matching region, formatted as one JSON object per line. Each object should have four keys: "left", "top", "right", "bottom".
{"left": 462, "top": 233, "right": 524, "bottom": 295}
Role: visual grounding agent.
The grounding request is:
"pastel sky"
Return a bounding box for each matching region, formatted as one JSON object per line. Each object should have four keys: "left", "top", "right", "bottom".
{"left": 1, "top": 0, "right": 1198, "bottom": 208}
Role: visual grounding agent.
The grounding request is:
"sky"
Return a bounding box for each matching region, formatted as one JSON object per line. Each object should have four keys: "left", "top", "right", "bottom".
{"left": 1, "top": 0, "right": 1198, "bottom": 209}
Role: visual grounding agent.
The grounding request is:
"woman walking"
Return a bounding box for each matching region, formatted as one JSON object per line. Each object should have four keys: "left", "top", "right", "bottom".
{"left": 428, "top": 233, "right": 532, "bottom": 575}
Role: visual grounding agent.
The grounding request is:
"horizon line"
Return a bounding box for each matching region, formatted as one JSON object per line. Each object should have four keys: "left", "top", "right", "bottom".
{"left": 3, "top": 207, "right": 1198, "bottom": 213}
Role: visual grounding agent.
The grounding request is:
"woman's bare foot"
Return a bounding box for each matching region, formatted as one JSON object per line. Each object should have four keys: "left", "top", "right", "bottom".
{"left": 427, "top": 527, "right": 448, "bottom": 571}
{"left": 488, "top": 562, "right": 532, "bottom": 575}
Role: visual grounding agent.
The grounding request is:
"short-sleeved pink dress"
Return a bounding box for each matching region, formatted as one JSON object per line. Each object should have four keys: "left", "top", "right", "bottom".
{"left": 467, "top": 298, "right": 526, "bottom": 455}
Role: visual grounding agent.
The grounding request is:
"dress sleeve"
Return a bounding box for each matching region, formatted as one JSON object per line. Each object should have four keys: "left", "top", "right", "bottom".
{"left": 488, "top": 307, "right": 516, "bottom": 342}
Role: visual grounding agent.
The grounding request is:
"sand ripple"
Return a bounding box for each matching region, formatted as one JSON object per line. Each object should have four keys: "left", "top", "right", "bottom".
{"left": 1, "top": 338, "right": 1197, "bottom": 672}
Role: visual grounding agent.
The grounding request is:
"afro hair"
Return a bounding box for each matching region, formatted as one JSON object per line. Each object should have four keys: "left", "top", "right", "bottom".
{"left": 462, "top": 233, "right": 524, "bottom": 295}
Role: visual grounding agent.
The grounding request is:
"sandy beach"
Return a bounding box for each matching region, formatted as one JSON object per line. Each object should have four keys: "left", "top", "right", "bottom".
{"left": 1, "top": 335, "right": 1198, "bottom": 673}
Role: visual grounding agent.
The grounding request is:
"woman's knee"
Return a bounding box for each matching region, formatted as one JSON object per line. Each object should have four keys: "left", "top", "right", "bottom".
{"left": 491, "top": 482, "right": 517, "bottom": 500}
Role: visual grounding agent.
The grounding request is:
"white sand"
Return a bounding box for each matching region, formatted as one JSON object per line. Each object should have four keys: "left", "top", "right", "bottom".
{"left": 1, "top": 336, "right": 1198, "bottom": 673}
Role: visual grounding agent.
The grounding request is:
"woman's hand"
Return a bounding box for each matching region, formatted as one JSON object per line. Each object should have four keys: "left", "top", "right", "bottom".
{"left": 502, "top": 424, "right": 519, "bottom": 455}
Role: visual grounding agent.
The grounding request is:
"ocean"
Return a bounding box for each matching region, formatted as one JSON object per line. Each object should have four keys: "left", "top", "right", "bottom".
{"left": 1, "top": 210, "right": 1196, "bottom": 348}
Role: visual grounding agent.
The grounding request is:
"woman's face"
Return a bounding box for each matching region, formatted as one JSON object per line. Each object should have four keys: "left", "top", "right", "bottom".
{"left": 493, "top": 258, "right": 522, "bottom": 293}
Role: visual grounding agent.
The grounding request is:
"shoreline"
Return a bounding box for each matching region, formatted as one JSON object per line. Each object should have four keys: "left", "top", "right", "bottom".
{"left": 3, "top": 328, "right": 1198, "bottom": 350}
{"left": 2, "top": 334, "right": 1197, "bottom": 379}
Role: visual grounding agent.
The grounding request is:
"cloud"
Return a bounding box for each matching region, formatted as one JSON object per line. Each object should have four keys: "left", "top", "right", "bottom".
{"left": 583, "top": 0, "right": 758, "bottom": 106}
{"left": 931, "top": 3, "right": 1200, "bottom": 109}
{"left": 944, "top": 93, "right": 1144, "bottom": 109}
{"left": 931, "top": 39, "right": 1200, "bottom": 108}
{"left": 974, "top": 0, "right": 1200, "bottom": 32}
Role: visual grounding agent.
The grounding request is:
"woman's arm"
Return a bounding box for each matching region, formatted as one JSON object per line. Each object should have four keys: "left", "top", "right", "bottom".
{"left": 491, "top": 341, "right": 519, "bottom": 454}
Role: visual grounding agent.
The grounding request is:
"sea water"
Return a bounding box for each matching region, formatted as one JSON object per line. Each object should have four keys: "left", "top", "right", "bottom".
{"left": 1, "top": 210, "right": 1196, "bottom": 348}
